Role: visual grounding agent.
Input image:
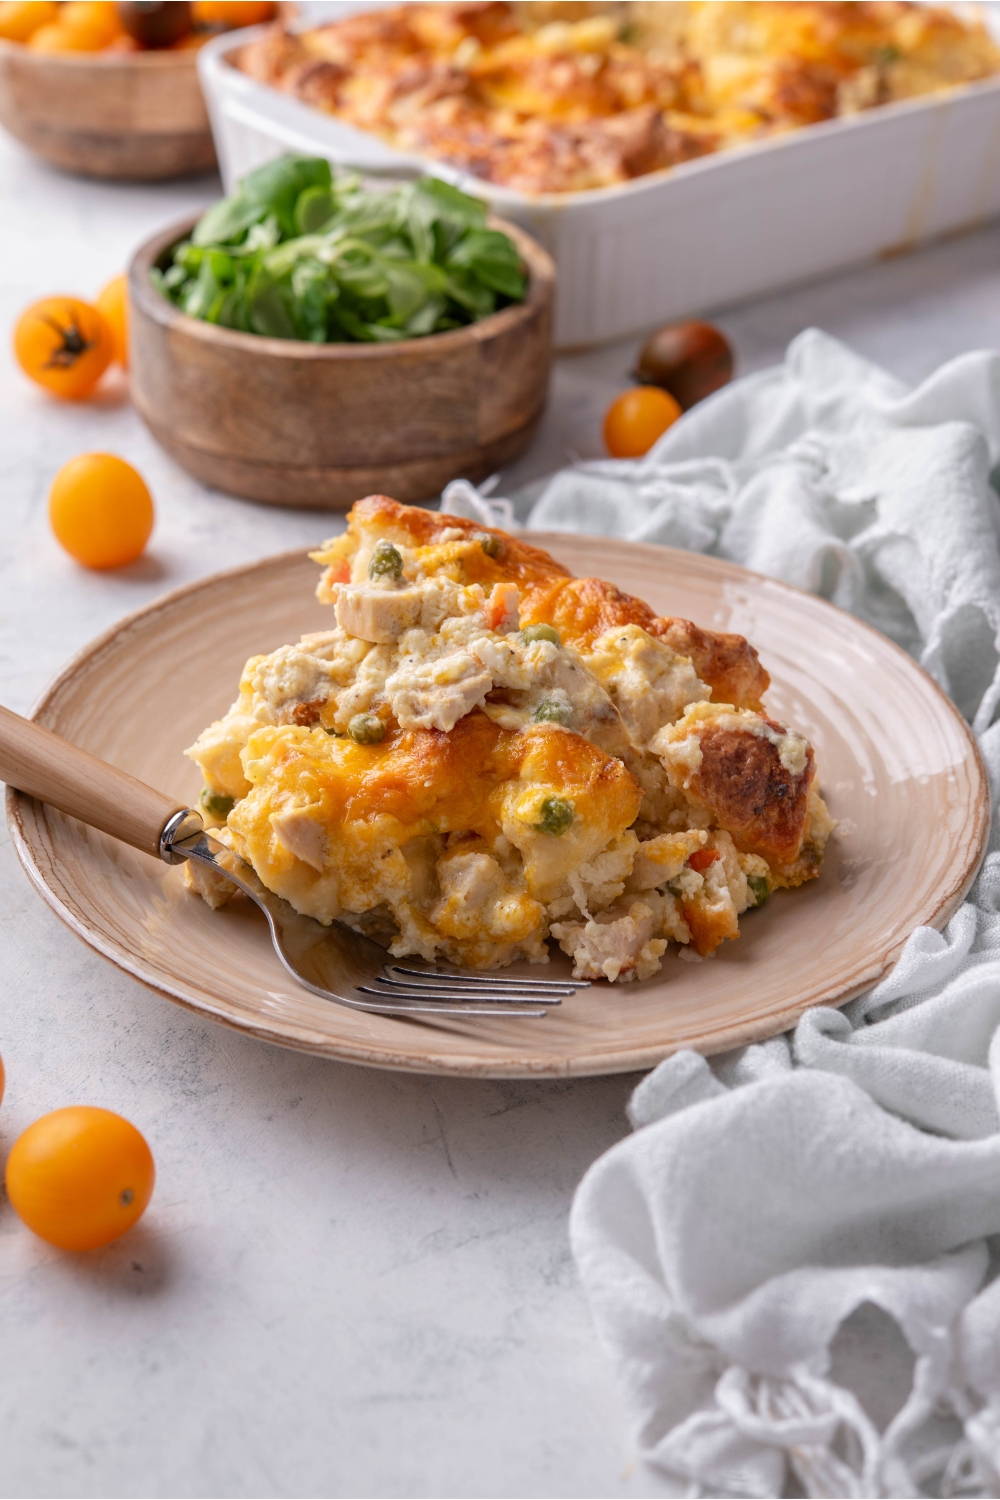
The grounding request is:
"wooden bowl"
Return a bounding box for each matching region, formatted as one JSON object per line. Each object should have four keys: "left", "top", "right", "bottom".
{"left": 128, "top": 215, "right": 555, "bottom": 510}
{"left": 0, "top": 41, "right": 216, "bottom": 180}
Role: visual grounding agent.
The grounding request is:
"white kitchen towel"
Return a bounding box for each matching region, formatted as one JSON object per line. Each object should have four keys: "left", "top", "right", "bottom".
{"left": 444, "top": 330, "right": 1000, "bottom": 1498}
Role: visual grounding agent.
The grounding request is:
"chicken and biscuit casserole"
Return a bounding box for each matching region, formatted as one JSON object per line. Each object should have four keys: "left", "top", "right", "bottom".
{"left": 185, "top": 497, "right": 833, "bottom": 983}
{"left": 235, "top": 1, "right": 1000, "bottom": 194}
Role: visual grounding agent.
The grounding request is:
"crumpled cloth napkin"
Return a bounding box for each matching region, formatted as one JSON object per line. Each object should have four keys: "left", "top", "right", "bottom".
{"left": 444, "top": 331, "right": 1000, "bottom": 1498}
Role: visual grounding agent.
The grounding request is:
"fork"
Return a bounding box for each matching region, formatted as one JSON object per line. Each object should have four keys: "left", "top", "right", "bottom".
{"left": 0, "top": 705, "right": 586, "bottom": 1018}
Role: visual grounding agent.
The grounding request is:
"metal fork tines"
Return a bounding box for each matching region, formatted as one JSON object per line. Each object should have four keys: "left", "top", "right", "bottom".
{"left": 387, "top": 966, "right": 587, "bottom": 991}
{"left": 356, "top": 964, "right": 588, "bottom": 1008}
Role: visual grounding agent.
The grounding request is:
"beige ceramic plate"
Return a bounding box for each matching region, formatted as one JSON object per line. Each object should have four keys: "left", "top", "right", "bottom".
{"left": 6, "top": 536, "right": 989, "bottom": 1078}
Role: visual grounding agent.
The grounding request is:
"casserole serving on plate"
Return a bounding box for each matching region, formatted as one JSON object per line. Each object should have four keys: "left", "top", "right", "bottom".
{"left": 184, "top": 496, "right": 834, "bottom": 983}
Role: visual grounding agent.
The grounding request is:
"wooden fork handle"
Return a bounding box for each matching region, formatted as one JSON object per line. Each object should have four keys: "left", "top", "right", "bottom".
{"left": 0, "top": 703, "right": 188, "bottom": 860}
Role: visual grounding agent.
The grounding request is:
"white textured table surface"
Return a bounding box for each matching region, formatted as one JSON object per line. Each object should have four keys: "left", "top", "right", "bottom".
{"left": 2, "top": 128, "right": 1000, "bottom": 1500}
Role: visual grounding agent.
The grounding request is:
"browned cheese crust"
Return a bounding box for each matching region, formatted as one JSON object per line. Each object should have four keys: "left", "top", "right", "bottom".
{"left": 685, "top": 717, "right": 816, "bottom": 867}
{"left": 650, "top": 618, "right": 770, "bottom": 714}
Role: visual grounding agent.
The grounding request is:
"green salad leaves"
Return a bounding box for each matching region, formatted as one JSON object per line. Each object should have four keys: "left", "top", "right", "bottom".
{"left": 153, "top": 154, "right": 528, "bottom": 344}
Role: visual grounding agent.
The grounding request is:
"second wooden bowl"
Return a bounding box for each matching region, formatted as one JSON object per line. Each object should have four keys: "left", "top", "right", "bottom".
{"left": 128, "top": 215, "right": 555, "bottom": 510}
{"left": 0, "top": 41, "right": 216, "bottom": 180}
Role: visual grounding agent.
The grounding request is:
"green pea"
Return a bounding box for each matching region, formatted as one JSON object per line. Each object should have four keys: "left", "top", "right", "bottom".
{"left": 200, "top": 787, "right": 235, "bottom": 820}
{"left": 747, "top": 873, "right": 770, "bottom": 907}
{"left": 477, "top": 532, "right": 504, "bottom": 559}
{"left": 368, "top": 540, "right": 403, "bottom": 580}
{"left": 534, "top": 795, "right": 574, "bottom": 836}
{"left": 533, "top": 698, "right": 572, "bottom": 726}
{"left": 521, "top": 624, "right": 560, "bottom": 647}
{"left": 348, "top": 713, "right": 386, "bottom": 745}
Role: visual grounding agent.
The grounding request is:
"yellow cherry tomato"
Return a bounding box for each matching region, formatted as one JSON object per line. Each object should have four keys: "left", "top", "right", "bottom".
{"left": 6, "top": 1107, "right": 154, "bottom": 1252}
{"left": 603, "top": 385, "right": 682, "bottom": 459}
{"left": 58, "top": 0, "right": 123, "bottom": 45}
{"left": 14, "top": 295, "right": 113, "bottom": 399}
{"left": 28, "top": 19, "right": 94, "bottom": 48}
{"left": 96, "top": 274, "right": 129, "bottom": 368}
{"left": 0, "top": 0, "right": 58, "bottom": 42}
{"left": 193, "top": 1, "right": 275, "bottom": 25}
{"left": 49, "top": 453, "right": 154, "bottom": 570}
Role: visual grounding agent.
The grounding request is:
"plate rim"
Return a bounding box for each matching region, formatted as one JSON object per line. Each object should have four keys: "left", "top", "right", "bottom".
{"left": 6, "top": 535, "right": 991, "bottom": 1077}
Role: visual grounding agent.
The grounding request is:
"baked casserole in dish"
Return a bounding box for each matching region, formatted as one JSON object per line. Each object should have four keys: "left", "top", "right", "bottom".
{"left": 234, "top": 1, "right": 1000, "bottom": 195}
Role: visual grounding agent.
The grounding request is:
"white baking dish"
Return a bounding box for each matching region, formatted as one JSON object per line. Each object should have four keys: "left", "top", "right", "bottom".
{"left": 198, "top": 20, "right": 1000, "bottom": 349}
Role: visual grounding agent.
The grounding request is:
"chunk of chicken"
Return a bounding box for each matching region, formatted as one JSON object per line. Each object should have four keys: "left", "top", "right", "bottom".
{"left": 584, "top": 624, "right": 710, "bottom": 748}
{"left": 627, "top": 829, "right": 709, "bottom": 891}
{"left": 183, "top": 857, "right": 244, "bottom": 910}
{"left": 430, "top": 848, "right": 546, "bottom": 968}
{"left": 551, "top": 899, "right": 669, "bottom": 983}
{"left": 387, "top": 649, "right": 495, "bottom": 732}
{"left": 333, "top": 581, "right": 426, "bottom": 644}
{"left": 270, "top": 805, "right": 329, "bottom": 872}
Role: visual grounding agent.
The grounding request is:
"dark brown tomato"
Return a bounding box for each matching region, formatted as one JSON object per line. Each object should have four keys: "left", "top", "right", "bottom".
{"left": 634, "top": 321, "right": 734, "bottom": 411}
{"left": 115, "top": 1, "right": 192, "bottom": 46}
